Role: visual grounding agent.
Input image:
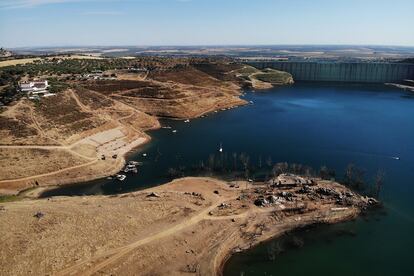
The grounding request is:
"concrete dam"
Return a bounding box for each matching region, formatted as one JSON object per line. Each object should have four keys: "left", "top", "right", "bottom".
{"left": 247, "top": 61, "right": 414, "bottom": 83}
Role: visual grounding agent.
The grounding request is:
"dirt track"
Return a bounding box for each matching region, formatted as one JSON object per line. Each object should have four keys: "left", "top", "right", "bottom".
{"left": 0, "top": 88, "right": 158, "bottom": 194}
{"left": 0, "top": 177, "right": 368, "bottom": 276}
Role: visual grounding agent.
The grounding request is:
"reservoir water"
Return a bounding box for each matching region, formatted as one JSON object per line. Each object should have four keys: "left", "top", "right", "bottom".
{"left": 42, "top": 83, "right": 414, "bottom": 275}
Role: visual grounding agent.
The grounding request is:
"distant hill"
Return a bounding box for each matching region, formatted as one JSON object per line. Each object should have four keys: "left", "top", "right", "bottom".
{"left": 0, "top": 48, "right": 13, "bottom": 58}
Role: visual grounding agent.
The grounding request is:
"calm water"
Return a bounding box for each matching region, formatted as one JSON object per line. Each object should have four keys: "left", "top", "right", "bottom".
{"left": 42, "top": 83, "right": 414, "bottom": 275}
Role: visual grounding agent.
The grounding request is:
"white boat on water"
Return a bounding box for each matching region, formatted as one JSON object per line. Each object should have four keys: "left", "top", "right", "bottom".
{"left": 184, "top": 119, "right": 190, "bottom": 123}
{"left": 219, "top": 143, "right": 223, "bottom": 153}
{"left": 162, "top": 126, "right": 172, "bottom": 129}
{"left": 172, "top": 130, "right": 177, "bottom": 133}
{"left": 392, "top": 156, "right": 400, "bottom": 160}
{"left": 116, "top": 174, "right": 127, "bottom": 181}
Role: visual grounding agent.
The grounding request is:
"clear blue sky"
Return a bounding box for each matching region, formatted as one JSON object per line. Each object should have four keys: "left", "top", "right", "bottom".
{"left": 0, "top": 0, "right": 413, "bottom": 47}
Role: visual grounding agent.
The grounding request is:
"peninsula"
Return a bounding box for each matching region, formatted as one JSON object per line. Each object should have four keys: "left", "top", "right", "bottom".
{"left": 0, "top": 176, "right": 377, "bottom": 275}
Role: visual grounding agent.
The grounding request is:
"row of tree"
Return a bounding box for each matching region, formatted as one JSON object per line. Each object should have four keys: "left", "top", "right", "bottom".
{"left": 166, "top": 152, "right": 385, "bottom": 198}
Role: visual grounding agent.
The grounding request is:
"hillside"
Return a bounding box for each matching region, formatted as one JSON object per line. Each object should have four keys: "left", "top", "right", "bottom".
{"left": 0, "top": 57, "right": 293, "bottom": 194}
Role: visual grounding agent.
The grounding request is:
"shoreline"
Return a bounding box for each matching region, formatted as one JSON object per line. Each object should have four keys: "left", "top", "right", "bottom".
{"left": 0, "top": 97, "right": 247, "bottom": 197}
{"left": 0, "top": 130, "right": 153, "bottom": 196}
{"left": 17, "top": 134, "right": 154, "bottom": 199}
{"left": 216, "top": 207, "right": 360, "bottom": 275}
{"left": 0, "top": 176, "right": 375, "bottom": 275}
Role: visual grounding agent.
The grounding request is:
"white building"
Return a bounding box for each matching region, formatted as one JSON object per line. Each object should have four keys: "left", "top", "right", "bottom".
{"left": 19, "top": 80, "right": 50, "bottom": 95}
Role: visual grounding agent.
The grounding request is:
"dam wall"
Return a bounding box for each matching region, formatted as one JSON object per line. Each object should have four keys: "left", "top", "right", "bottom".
{"left": 247, "top": 61, "right": 414, "bottom": 83}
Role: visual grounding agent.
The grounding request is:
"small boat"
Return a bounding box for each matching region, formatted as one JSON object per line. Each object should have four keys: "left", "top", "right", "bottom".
{"left": 184, "top": 119, "right": 190, "bottom": 123}
{"left": 249, "top": 100, "right": 254, "bottom": 104}
{"left": 162, "top": 126, "right": 172, "bottom": 129}
{"left": 219, "top": 143, "right": 223, "bottom": 153}
{"left": 116, "top": 174, "right": 126, "bottom": 181}
{"left": 392, "top": 156, "right": 400, "bottom": 160}
{"left": 128, "top": 161, "right": 142, "bottom": 166}
{"left": 142, "top": 153, "right": 147, "bottom": 157}
{"left": 172, "top": 130, "right": 177, "bottom": 133}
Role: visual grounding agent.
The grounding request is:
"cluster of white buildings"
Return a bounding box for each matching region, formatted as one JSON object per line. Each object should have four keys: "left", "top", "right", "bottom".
{"left": 19, "top": 80, "right": 56, "bottom": 99}
{"left": 127, "top": 67, "right": 147, "bottom": 72}
{"left": 81, "top": 70, "right": 117, "bottom": 81}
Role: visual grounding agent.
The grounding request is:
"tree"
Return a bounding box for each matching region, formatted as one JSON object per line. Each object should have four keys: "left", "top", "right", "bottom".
{"left": 344, "top": 163, "right": 366, "bottom": 190}
{"left": 208, "top": 154, "right": 215, "bottom": 171}
{"left": 239, "top": 153, "right": 250, "bottom": 180}
{"left": 304, "top": 166, "right": 314, "bottom": 177}
{"left": 274, "top": 162, "right": 288, "bottom": 175}
{"left": 319, "top": 165, "right": 329, "bottom": 180}
{"left": 374, "top": 170, "right": 385, "bottom": 198}
{"left": 232, "top": 152, "right": 238, "bottom": 171}
{"left": 266, "top": 156, "right": 272, "bottom": 168}
{"left": 290, "top": 163, "right": 302, "bottom": 174}
{"left": 271, "top": 164, "right": 278, "bottom": 181}
{"left": 344, "top": 163, "right": 355, "bottom": 185}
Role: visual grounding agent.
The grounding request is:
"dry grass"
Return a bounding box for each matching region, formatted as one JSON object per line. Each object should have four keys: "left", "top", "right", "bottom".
{"left": 82, "top": 80, "right": 154, "bottom": 94}
{"left": 0, "top": 102, "right": 58, "bottom": 145}
{"left": 0, "top": 116, "right": 37, "bottom": 142}
{"left": 193, "top": 62, "right": 243, "bottom": 82}
{"left": 74, "top": 87, "right": 114, "bottom": 109}
{"left": 0, "top": 177, "right": 366, "bottom": 276}
{"left": 0, "top": 55, "right": 103, "bottom": 68}
{"left": 148, "top": 66, "right": 226, "bottom": 88}
{"left": 81, "top": 72, "right": 245, "bottom": 119}
{"left": 34, "top": 91, "right": 107, "bottom": 140}
{"left": 119, "top": 111, "right": 160, "bottom": 131}
{"left": 0, "top": 58, "right": 42, "bottom": 68}
{"left": 0, "top": 148, "right": 88, "bottom": 180}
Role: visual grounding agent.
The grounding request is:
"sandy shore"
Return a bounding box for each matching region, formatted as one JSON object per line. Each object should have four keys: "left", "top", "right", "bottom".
{"left": 0, "top": 126, "right": 154, "bottom": 195}
{"left": 0, "top": 176, "right": 375, "bottom": 275}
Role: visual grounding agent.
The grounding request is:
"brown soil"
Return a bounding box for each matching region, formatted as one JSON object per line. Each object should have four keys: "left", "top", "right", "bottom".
{"left": 0, "top": 148, "right": 89, "bottom": 180}
{"left": 0, "top": 87, "right": 158, "bottom": 194}
{"left": 83, "top": 74, "right": 246, "bottom": 119}
{"left": 0, "top": 177, "right": 374, "bottom": 276}
{"left": 0, "top": 59, "right": 291, "bottom": 194}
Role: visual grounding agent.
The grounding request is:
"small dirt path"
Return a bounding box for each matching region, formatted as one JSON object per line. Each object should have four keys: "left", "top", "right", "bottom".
{"left": 56, "top": 194, "right": 243, "bottom": 276}
{"left": 0, "top": 159, "right": 98, "bottom": 184}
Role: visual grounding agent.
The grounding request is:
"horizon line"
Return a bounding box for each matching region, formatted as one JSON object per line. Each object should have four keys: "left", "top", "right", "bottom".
{"left": 6, "top": 44, "right": 414, "bottom": 50}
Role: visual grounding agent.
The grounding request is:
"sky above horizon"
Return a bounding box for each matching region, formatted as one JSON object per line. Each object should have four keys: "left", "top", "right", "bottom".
{"left": 0, "top": 0, "right": 413, "bottom": 48}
